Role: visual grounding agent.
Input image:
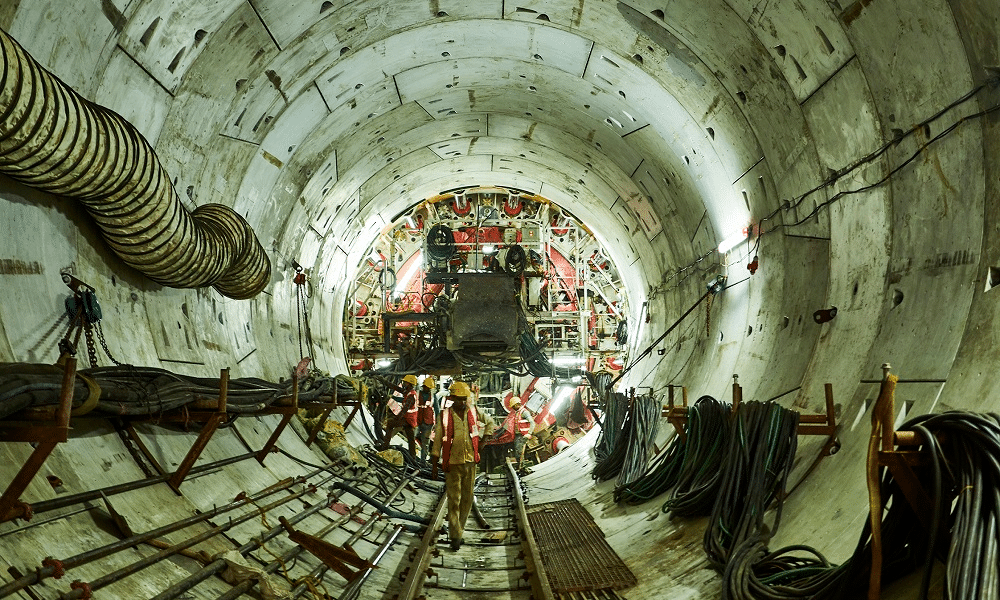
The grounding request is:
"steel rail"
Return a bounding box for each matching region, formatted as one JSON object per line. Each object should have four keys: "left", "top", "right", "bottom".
{"left": 219, "top": 470, "right": 414, "bottom": 599}
{"left": 507, "top": 459, "right": 555, "bottom": 600}
{"left": 54, "top": 480, "right": 334, "bottom": 600}
{"left": 148, "top": 489, "right": 337, "bottom": 600}
{"left": 0, "top": 473, "right": 322, "bottom": 598}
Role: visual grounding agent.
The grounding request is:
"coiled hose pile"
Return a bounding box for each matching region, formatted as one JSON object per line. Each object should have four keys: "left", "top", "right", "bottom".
{"left": 592, "top": 392, "right": 660, "bottom": 487}
{"left": 732, "top": 410, "right": 1000, "bottom": 600}
{"left": 618, "top": 391, "right": 1000, "bottom": 600}
{"left": 614, "top": 395, "right": 731, "bottom": 511}
{"left": 0, "top": 28, "right": 270, "bottom": 299}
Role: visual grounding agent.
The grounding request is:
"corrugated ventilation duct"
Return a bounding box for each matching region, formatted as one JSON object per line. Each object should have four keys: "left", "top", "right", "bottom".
{"left": 0, "top": 29, "right": 270, "bottom": 299}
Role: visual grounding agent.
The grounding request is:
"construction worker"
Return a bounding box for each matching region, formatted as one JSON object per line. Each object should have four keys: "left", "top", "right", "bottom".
{"left": 430, "top": 381, "right": 480, "bottom": 550}
{"left": 416, "top": 376, "right": 438, "bottom": 461}
{"left": 509, "top": 399, "right": 534, "bottom": 466}
{"left": 380, "top": 374, "right": 419, "bottom": 456}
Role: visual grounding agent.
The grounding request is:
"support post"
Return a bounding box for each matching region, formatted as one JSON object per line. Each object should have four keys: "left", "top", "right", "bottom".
{"left": 256, "top": 373, "right": 298, "bottom": 465}
{"left": 168, "top": 368, "right": 229, "bottom": 494}
{"left": 305, "top": 380, "right": 335, "bottom": 447}
{"left": 278, "top": 516, "right": 372, "bottom": 581}
{"left": 732, "top": 374, "right": 742, "bottom": 410}
{"left": 0, "top": 357, "right": 76, "bottom": 523}
{"left": 865, "top": 363, "right": 939, "bottom": 600}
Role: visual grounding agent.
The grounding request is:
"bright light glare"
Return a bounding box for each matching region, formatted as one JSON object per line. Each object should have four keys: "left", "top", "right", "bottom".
{"left": 377, "top": 358, "right": 393, "bottom": 367}
{"left": 551, "top": 356, "right": 585, "bottom": 366}
{"left": 717, "top": 231, "right": 748, "bottom": 254}
{"left": 482, "top": 244, "right": 496, "bottom": 254}
{"left": 393, "top": 250, "right": 422, "bottom": 295}
{"left": 548, "top": 385, "right": 576, "bottom": 413}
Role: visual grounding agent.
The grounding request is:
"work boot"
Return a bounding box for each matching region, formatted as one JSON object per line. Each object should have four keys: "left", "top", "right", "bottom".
{"left": 449, "top": 538, "right": 462, "bottom": 551}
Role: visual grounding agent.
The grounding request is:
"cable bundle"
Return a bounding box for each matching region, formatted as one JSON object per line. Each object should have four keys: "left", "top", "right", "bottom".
{"left": 592, "top": 393, "right": 660, "bottom": 485}
{"left": 717, "top": 410, "right": 1000, "bottom": 600}
{"left": 0, "top": 363, "right": 354, "bottom": 418}
{"left": 592, "top": 392, "right": 629, "bottom": 471}
{"left": 663, "top": 396, "right": 733, "bottom": 515}
{"left": 705, "top": 401, "right": 799, "bottom": 569}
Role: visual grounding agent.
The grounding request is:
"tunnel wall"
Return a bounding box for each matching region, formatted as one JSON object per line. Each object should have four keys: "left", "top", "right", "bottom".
{"left": 0, "top": 1, "right": 998, "bottom": 598}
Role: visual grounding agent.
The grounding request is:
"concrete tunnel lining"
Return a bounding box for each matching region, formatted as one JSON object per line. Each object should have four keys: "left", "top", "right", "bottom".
{"left": 1, "top": 0, "right": 1000, "bottom": 598}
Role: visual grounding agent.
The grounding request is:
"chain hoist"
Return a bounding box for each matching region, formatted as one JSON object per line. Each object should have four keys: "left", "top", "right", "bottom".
{"left": 293, "top": 262, "right": 317, "bottom": 365}
{"left": 58, "top": 273, "right": 123, "bottom": 366}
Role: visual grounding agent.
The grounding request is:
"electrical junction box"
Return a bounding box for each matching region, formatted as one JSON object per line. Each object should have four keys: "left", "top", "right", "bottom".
{"left": 504, "top": 228, "right": 518, "bottom": 244}
{"left": 522, "top": 227, "right": 540, "bottom": 244}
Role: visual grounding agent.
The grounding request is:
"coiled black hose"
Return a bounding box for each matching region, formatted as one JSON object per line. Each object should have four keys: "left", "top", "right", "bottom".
{"left": 705, "top": 401, "right": 799, "bottom": 569}
{"left": 0, "top": 29, "right": 270, "bottom": 299}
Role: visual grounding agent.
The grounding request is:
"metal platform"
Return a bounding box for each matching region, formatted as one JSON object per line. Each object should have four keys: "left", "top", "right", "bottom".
{"left": 525, "top": 498, "right": 637, "bottom": 593}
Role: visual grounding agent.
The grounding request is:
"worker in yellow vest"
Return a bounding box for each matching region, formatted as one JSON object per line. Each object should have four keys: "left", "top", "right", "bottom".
{"left": 430, "top": 381, "right": 479, "bottom": 550}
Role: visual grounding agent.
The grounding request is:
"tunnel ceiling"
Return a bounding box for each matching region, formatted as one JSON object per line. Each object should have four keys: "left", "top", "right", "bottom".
{"left": 2, "top": 0, "right": 996, "bottom": 398}
{"left": 8, "top": 1, "right": 779, "bottom": 321}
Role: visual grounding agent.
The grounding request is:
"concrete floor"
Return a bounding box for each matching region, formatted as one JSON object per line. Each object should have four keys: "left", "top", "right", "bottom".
{"left": 1, "top": 0, "right": 999, "bottom": 597}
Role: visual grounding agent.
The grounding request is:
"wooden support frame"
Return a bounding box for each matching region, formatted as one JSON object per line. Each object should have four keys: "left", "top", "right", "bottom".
{"left": 167, "top": 368, "right": 229, "bottom": 494}
{"left": 864, "top": 363, "right": 941, "bottom": 600}
{"left": 0, "top": 357, "right": 76, "bottom": 523}
{"left": 662, "top": 385, "right": 689, "bottom": 440}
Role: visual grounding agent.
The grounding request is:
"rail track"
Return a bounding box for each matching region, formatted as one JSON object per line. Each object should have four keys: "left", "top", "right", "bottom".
{"left": 395, "top": 460, "right": 629, "bottom": 600}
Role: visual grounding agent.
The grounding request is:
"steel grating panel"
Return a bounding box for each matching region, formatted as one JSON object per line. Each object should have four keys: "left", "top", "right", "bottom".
{"left": 525, "top": 498, "right": 637, "bottom": 593}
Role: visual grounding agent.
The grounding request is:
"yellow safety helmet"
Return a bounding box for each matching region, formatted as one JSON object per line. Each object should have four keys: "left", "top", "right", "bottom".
{"left": 423, "top": 376, "right": 436, "bottom": 389}
{"left": 449, "top": 381, "right": 471, "bottom": 397}
{"left": 402, "top": 374, "right": 418, "bottom": 385}
{"left": 510, "top": 399, "right": 521, "bottom": 409}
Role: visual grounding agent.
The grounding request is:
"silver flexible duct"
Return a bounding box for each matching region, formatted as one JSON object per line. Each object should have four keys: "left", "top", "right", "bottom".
{"left": 0, "top": 29, "right": 270, "bottom": 299}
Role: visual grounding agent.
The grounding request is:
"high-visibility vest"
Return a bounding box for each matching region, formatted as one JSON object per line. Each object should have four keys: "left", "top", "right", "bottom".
{"left": 440, "top": 407, "right": 480, "bottom": 470}
{"left": 403, "top": 390, "right": 419, "bottom": 427}
{"left": 417, "top": 389, "right": 435, "bottom": 425}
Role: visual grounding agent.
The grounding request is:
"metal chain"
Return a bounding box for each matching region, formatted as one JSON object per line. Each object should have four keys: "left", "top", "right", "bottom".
{"left": 296, "top": 284, "right": 305, "bottom": 360}
{"left": 83, "top": 323, "right": 99, "bottom": 368}
{"left": 96, "top": 322, "right": 124, "bottom": 366}
{"left": 705, "top": 293, "right": 714, "bottom": 337}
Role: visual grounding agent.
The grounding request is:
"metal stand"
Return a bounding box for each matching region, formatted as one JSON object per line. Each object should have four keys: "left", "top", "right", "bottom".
{"left": 167, "top": 368, "right": 229, "bottom": 494}
{"left": 662, "top": 376, "right": 839, "bottom": 452}
{"left": 0, "top": 357, "right": 76, "bottom": 522}
{"left": 865, "top": 363, "right": 940, "bottom": 600}
{"left": 255, "top": 374, "right": 299, "bottom": 465}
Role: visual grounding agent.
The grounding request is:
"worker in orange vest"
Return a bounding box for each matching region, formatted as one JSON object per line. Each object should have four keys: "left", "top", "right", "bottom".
{"left": 509, "top": 399, "right": 534, "bottom": 466}
{"left": 416, "top": 376, "right": 438, "bottom": 461}
{"left": 380, "top": 374, "right": 419, "bottom": 456}
{"left": 430, "top": 381, "right": 479, "bottom": 550}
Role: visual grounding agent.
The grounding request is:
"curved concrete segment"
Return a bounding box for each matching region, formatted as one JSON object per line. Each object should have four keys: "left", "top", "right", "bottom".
{"left": 1, "top": 1, "right": 998, "bottom": 598}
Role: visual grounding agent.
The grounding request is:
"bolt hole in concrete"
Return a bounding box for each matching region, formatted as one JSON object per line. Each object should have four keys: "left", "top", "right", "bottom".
{"left": 782, "top": 316, "right": 789, "bottom": 329}
{"left": 747, "top": 326, "right": 753, "bottom": 336}
{"left": 892, "top": 289, "right": 904, "bottom": 308}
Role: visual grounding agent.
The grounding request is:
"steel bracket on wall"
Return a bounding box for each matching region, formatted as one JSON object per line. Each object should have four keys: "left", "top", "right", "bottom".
{"left": 166, "top": 368, "right": 230, "bottom": 494}
{"left": 662, "top": 377, "right": 840, "bottom": 454}
{"left": 0, "top": 357, "right": 76, "bottom": 523}
{"left": 864, "top": 363, "right": 945, "bottom": 600}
